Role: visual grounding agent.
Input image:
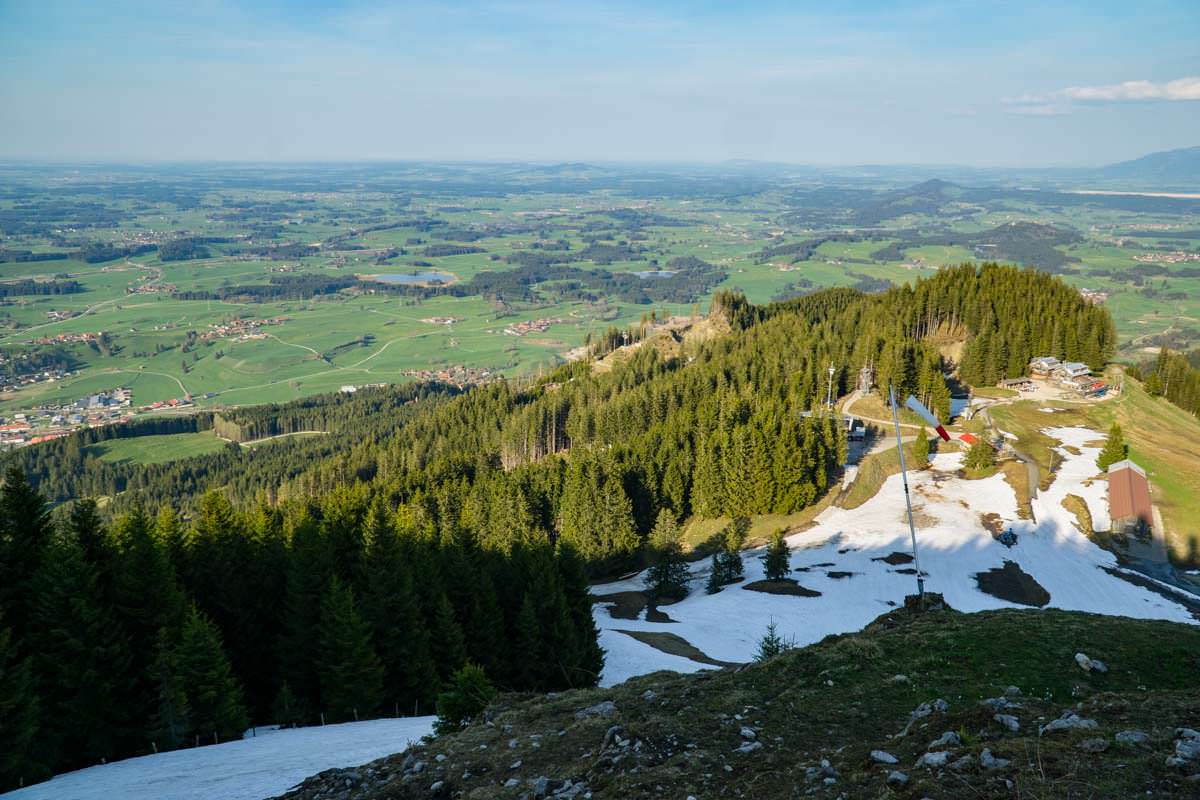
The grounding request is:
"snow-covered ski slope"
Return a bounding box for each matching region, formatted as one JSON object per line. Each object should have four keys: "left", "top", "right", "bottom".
{"left": 594, "top": 426, "right": 1197, "bottom": 687}
{"left": 1, "top": 717, "right": 434, "bottom": 800}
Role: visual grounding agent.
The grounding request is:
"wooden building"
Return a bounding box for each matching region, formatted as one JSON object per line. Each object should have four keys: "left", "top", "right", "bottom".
{"left": 1108, "top": 459, "right": 1152, "bottom": 536}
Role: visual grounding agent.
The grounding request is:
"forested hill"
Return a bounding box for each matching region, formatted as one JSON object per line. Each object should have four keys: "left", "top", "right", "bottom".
{"left": 0, "top": 262, "right": 1116, "bottom": 791}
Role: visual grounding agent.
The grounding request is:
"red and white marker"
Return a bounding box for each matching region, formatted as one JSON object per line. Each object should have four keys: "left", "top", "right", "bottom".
{"left": 904, "top": 395, "right": 952, "bottom": 441}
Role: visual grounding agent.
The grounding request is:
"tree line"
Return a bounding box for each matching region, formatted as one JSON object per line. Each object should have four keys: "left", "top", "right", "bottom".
{"left": 0, "top": 470, "right": 601, "bottom": 790}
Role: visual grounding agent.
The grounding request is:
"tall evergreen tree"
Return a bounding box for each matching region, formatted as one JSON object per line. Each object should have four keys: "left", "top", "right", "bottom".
{"left": 0, "top": 625, "right": 40, "bottom": 790}
{"left": 29, "top": 536, "right": 134, "bottom": 771}
{"left": 315, "top": 578, "right": 384, "bottom": 722}
{"left": 0, "top": 467, "right": 52, "bottom": 642}
{"left": 428, "top": 592, "right": 468, "bottom": 683}
{"left": 645, "top": 509, "right": 690, "bottom": 601}
{"left": 148, "top": 628, "right": 190, "bottom": 751}
{"left": 761, "top": 529, "right": 791, "bottom": 582}
{"left": 174, "top": 606, "right": 248, "bottom": 743}
{"left": 913, "top": 426, "right": 931, "bottom": 469}
{"left": 1096, "top": 423, "right": 1127, "bottom": 471}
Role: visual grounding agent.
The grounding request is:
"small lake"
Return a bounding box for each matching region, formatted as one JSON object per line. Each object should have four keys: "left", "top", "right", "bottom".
{"left": 632, "top": 270, "right": 677, "bottom": 279}
{"left": 368, "top": 271, "right": 457, "bottom": 285}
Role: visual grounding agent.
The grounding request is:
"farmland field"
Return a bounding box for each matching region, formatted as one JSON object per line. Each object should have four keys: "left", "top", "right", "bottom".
{"left": 83, "top": 431, "right": 226, "bottom": 465}
{"left": 1, "top": 163, "right": 1198, "bottom": 427}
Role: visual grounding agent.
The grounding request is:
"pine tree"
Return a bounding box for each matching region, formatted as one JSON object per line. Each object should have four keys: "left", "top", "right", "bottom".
{"left": 754, "top": 620, "right": 792, "bottom": 662}
{"left": 645, "top": 509, "right": 690, "bottom": 601}
{"left": 174, "top": 606, "right": 248, "bottom": 743}
{"left": 433, "top": 663, "right": 495, "bottom": 735}
{"left": 761, "top": 529, "right": 790, "bottom": 582}
{"left": 913, "top": 426, "right": 931, "bottom": 469}
{"left": 429, "top": 592, "right": 468, "bottom": 683}
{"left": 315, "top": 578, "right": 384, "bottom": 722}
{"left": 704, "top": 552, "right": 724, "bottom": 594}
{"left": 513, "top": 591, "right": 544, "bottom": 689}
{"left": 1096, "top": 423, "right": 1127, "bottom": 471}
{"left": 0, "top": 467, "right": 52, "bottom": 641}
{"left": 148, "top": 628, "right": 189, "bottom": 751}
{"left": 0, "top": 625, "right": 40, "bottom": 790}
{"left": 964, "top": 439, "right": 996, "bottom": 471}
{"left": 271, "top": 682, "right": 303, "bottom": 729}
{"left": 29, "top": 536, "right": 135, "bottom": 771}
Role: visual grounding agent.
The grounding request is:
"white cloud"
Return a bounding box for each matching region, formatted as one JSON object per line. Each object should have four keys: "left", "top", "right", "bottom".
{"left": 1062, "top": 76, "right": 1200, "bottom": 102}
{"left": 1005, "top": 76, "right": 1200, "bottom": 114}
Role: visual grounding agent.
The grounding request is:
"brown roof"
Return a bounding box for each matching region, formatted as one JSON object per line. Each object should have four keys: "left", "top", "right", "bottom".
{"left": 1108, "top": 460, "right": 1152, "bottom": 524}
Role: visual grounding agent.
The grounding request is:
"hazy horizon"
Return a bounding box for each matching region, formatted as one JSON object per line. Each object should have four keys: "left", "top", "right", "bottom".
{"left": 2, "top": 1, "right": 1198, "bottom": 166}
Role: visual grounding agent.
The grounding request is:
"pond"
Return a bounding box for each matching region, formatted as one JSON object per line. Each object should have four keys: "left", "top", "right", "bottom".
{"left": 367, "top": 271, "right": 457, "bottom": 285}
{"left": 632, "top": 270, "right": 677, "bottom": 279}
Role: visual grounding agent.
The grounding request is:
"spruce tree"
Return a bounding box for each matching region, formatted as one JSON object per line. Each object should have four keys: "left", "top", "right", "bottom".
{"left": 315, "top": 578, "right": 384, "bottom": 722}
{"left": 148, "top": 628, "right": 189, "bottom": 751}
{"left": 0, "top": 625, "right": 40, "bottom": 790}
{"left": 513, "top": 592, "right": 544, "bottom": 689}
{"left": 429, "top": 592, "right": 468, "bottom": 682}
{"left": 174, "top": 606, "right": 248, "bottom": 744}
{"left": 704, "top": 552, "right": 724, "bottom": 594}
{"left": 761, "top": 529, "right": 791, "bottom": 582}
{"left": 754, "top": 620, "right": 791, "bottom": 662}
{"left": 913, "top": 427, "right": 931, "bottom": 469}
{"left": 964, "top": 439, "right": 996, "bottom": 471}
{"left": 1096, "top": 423, "right": 1127, "bottom": 471}
{"left": 29, "top": 536, "right": 135, "bottom": 771}
{"left": 0, "top": 467, "right": 52, "bottom": 641}
{"left": 645, "top": 509, "right": 690, "bottom": 601}
{"left": 433, "top": 663, "right": 495, "bottom": 735}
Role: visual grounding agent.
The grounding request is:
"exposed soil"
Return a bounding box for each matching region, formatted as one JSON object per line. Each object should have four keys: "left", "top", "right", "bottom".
{"left": 613, "top": 629, "right": 741, "bottom": 668}
{"left": 871, "top": 551, "right": 914, "bottom": 566}
{"left": 592, "top": 591, "right": 648, "bottom": 620}
{"left": 811, "top": 561, "right": 836, "bottom": 568}
{"left": 645, "top": 606, "right": 677, "bottom": 623}
{"left": 826, "top": 571, "right": 858, "bottom": 580}
{"left": 742, "top": 579, "right": 822, "bottom": 597}
{"left": 974, "top": 560, "right": 1051, "bottom": 607}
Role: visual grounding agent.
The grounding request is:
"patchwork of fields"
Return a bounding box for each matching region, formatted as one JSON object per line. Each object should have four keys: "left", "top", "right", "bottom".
{"left": 2, "top": 164, "right": 1198, "bottom": 421}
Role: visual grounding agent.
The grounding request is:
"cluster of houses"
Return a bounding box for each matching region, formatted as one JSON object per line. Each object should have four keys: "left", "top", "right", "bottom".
{"left": 201, "top": 316, "right": 288, "bottom": 341}
{"left": 1026, "top": 356, "right": 1109, "bottom": 397}
{"left": 503, "top": 317, "right": 563, "bottom": 337}
{"left": 0, "top": 387, "right": 134, "bottom": 449}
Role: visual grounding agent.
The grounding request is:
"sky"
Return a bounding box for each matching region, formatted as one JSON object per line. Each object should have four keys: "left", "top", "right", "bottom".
{"left": 0, "top": 0, "right": 1197, "bottom": 165}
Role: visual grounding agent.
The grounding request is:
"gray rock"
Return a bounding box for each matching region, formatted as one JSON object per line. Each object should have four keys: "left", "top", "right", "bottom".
{"left": 1004, "top": 685, "right": 1022, "bottom": 697}
{"left": 509, "top": 738, "right": 520, "bottom": 748}
{"left": 1177, "top": 728, "right": 1200, "bottom": 740}
{"left": 887, "top": 674, "right": 910, "bottom": 684}
{"left": 434, "top": 753, "right": 447, "bottom": 762}
{"left": 411, "top": 761, "right": 427, "bottom": 774}
{"left": 886, "top": 770, "right": 909, "bottom": 787}
{"left": 928, "top": 731, "right": 962, "bottom": 749}
{"left": 575, "top": 700, "right": 617, "bottom": 720}
{"left": 870, "top": 750, "right": 899, "bottom": 764}
{"left": 505, "top": 778, "right": 521, "bottom": 788}
{"left": 734, "top": 740, "right": 762, "bottom": 754}
{"left": 950, "top": 755, "right": 975, "bottom": 772}
{"left": 982, "top": 697, "right": 1021, "bottom": 712}
{"left": 1176, "top": 738, "right": 1200, "bottom": 762}
{"left": 994, "top": 713, "right": 1020, "bottom": 732}
{"left": 429, "top": 781, "right": 444, "bottom": 792}
{"left": 529, "top": 776, "right": 565, "bottom": 797}
{"left": 1074, "top": 652, "right": 1108, "bottom": 673}
{"left": 641, "top": 690, "right": 657, "bottom": 701}
{"left": 1079, "top": 738, "right": 1110, "bottom": 753}
{"left": 897, "top": 699, "right": 950, "bottom": 737}
{"left": 739, "top": 726, "right": 757, "bottom": 740}
{"left": 1040, "top": 711, "right": 1098, "bottom": 735}
{"left": 933, "top": 699, "right": 950, "bottom": 712}
{"left": 980, "top": 748, "right": 1010, "bottom": 770}
{"left": 822, "top": 777, "right": 837, "bottom": 786}
{"left": 510, "top": 760, "right": 523, "bottom": 770}
{"left": 916, "top": 751, "right": 950, "bottom": 768}
{"left": 1115, "top": 730, "right": 1150, "bottom": 746}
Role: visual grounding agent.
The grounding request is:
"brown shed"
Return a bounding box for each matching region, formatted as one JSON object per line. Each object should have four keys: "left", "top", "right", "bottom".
{"left": 1108, "top": 459, "right": 1152, "bottom": 534}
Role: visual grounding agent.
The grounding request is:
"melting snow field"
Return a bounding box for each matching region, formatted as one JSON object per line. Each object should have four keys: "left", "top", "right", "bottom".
{"left": 594, "top": 426, "right": 1197, "bottom": 686}
{"left": 2, "top": 717, "right": 434, "bottom": 800}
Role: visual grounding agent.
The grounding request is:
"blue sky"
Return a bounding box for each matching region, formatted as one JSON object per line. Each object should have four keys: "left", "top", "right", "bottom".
{"left": 1, "top": 0, "right": 1197, "bottom": 164}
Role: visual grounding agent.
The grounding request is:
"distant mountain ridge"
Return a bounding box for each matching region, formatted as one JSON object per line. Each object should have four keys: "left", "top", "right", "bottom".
{"left": 1097, "top": 145, "right": 1200, "bottom": 185}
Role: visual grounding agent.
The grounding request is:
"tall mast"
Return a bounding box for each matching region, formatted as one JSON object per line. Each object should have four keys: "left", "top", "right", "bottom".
{"left": 889, "top": 382, "right": 925, "bottom": 599}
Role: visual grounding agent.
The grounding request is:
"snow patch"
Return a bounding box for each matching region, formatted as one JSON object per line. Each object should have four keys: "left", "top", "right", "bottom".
{"left": 5, "top": 717, "right": 435, "bottom": 800}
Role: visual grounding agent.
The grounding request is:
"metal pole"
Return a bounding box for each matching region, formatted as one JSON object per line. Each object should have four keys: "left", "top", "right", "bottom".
{"left": 889, "top": 383, "right": 925, "bottom": 599}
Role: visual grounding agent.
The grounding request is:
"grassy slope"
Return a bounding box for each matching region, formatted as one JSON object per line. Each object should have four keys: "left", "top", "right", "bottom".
{"left": 989, "top": 371, "right": 1200, "bottom": 563}
{"left": 83, "top": 431, "right": 225, "bottom": 465}
{"left": 277, "top": 609, "right": 1200, "bottom": 800}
